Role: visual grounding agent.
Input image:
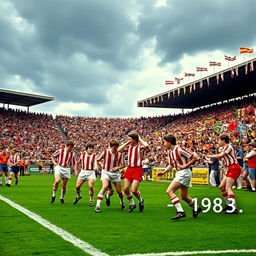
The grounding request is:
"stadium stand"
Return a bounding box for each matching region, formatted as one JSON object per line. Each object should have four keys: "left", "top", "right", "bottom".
{"left": 0, "top": 96, "right": 255, "bottom": 169}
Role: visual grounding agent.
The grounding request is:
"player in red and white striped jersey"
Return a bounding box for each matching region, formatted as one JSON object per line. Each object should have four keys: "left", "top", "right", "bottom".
{"left": 51, "top": 141, "right": 76, "bottom": 204}
{"left": 118, "top": 131, "right": 149, "bottom": 213}
{"left": 205, "top": 134, "right": 241, "bottom": 214}
{"left": 95, "top": 139, "right": 126, "bottom": 213}
{"left": 157, "top": 134, "right": 200, "bottom": 220}
{"left": 8, "top": 149, "right": 20, "bottom": 186}
{"left": 73, "top": 144, "right": 98, "bottom": 207}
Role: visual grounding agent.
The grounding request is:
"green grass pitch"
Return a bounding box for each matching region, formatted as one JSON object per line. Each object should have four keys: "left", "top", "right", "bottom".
{"left": 0, "top": 174, "right": 256, "bottom": 256}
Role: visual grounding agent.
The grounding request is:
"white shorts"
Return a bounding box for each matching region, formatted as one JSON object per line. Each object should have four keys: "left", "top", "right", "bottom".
{"left": 54, "top": 165, "right": 71, "bottom": 179}
{"left": 78, "top": 170, "right": 96, "bottom": 181}
{"left": 173, "top": 168, "right": 192, "bottom": 188}
{"left": 101, "top": 169, "right": 121, "bottom": 183}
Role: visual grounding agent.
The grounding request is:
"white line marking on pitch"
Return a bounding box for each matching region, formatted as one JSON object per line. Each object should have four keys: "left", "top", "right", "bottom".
{"left": 121, "top": 249, "right": 256, "bottom": 256}
{"left": 0, "top": 194, "right": 109, "bottom": 256}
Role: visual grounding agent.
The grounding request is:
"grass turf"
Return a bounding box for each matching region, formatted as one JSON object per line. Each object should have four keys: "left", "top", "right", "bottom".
{"left": 0, "top": 174, "right": 256, "bottom": 256}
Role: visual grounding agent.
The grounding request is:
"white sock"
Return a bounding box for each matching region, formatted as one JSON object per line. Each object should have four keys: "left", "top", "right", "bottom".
{"left": 60, "top": 190, "right": 65, "bottom": 199}
{"left": 171, "top": 197, "right": 184, "bottom": 212}
{"left": 96, "top": 193, "right": 104, "bottom": 207}
{"left": 127, "top": 193, "right": 135, "bottom": 205}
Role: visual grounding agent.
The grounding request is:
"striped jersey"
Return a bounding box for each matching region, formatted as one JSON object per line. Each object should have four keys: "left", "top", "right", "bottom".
{"left": 167, "top": 145, "right": 195, "bottom": 171}
{"left": 9, "top": 154, "right": 20, "bottom": 165}
{"left": 77, "top": 152, "right": 96, "bottom": 170}
{"left": 125, "top": 144, "right": 146, "bottom": 168}
{"left": 97, "top": 149, "right": 125, "bottom": 171}
{"left": 52, "top": 148, "right": 76, "bottom": 167}
{"left": 222, "top": 144, "right": 239, "bottom": 167}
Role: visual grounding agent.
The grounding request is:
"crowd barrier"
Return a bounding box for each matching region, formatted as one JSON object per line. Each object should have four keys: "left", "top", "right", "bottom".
{"left": 28, "top": 164, "right": 209, "bottom": 185}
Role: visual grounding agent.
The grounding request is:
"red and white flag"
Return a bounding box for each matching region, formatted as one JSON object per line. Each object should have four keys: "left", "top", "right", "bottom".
{"left": 165, "top": 80, "right": 174, "bottom": 85}
{"left": 196, "top": 67, "right": 208, "bottom": 72}
{"left": 225, "top": 55, "right": 236, "bottom": 61}
{"left": 185, "top": 73, "right": 195, "bottom": 77}
{"left": 209, "top": 61, "right": 221, "bottom": 66}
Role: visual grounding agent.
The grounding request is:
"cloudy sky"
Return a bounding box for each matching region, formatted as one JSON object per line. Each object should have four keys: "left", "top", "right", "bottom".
{"left": 1, "top": 0, "right": 256, "bottom": 117}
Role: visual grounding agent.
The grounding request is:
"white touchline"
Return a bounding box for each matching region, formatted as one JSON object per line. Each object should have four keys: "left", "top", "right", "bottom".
{"left": 0, "top": 195, "right": 109, "bottom": 256}
{"left": 1, "top": 195, "right": 256, "bottom": 256}
{"left": 120, "top": 249, "right": 256, "bottom": 256}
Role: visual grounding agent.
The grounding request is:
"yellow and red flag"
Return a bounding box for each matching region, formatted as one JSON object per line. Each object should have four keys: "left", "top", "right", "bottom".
{"left": 240, "top": 47, "right": 253, "bottom": 54}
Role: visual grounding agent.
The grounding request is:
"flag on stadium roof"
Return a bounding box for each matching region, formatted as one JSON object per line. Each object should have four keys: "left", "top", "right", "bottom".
{"left": 209, "top": 61, "right": 221, "bottom": 66}
{"left": 185, "top": 73, "right": 195, "bottom": 77}
{"left": 175, "top": 77, "right": 183, "bottom": 84}
{"left": 196, "top": 67, "right": 208, "bottom": 72}
{"left": 240, "top": 47, "right": 253, "bottom": 53}
{"left": 224, "top": 55, "right": 236, "bottom": 61}
{"left": 165, "top": 80, "right": 174, "bottom": 85}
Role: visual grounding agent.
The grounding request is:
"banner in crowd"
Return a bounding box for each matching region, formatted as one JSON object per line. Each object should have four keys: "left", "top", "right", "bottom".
{"left": 152, "top": 167, "right": 209, "bottom": 185}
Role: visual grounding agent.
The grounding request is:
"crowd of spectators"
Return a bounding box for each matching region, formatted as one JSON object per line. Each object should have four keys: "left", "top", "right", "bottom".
{"left": 0, "top": 96, "right": 255, "bottom": 169}
{"left": 0, "top": 108, "right": 65, "bottom": 162}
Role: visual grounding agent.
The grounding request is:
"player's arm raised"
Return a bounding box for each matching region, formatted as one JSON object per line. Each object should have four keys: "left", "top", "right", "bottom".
{"left": 117, "top": 140, "right": 131, "bottom": 152}
{"left": 139, "top": 136, "right": 149, "bottom": 149}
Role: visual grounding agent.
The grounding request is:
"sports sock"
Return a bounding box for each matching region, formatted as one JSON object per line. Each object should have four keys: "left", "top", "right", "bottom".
{"left": 171, "top": 197, "right": 184, "bottom": 212}
{"left": 52, "top": 185, "right": 57, "bottom": 197}
{"left": 76, "top": 190, "right": 81, "bottom": 197}
{"left": 96, "top": 193, "right": 104, "bottom": 207}
{"left": 222, "top": 191, "right": 229, "bottom": 204}
{"left": 60, "top": 189, "right": 65, "bottom": 199}
{"left": 133, "top": 191, "right": 143, "bottom": 202}
{"left": 126, "top": 192, "right": 135, "bottom": 205}
{"left": 118, "top": 192, "right": 124, "bottom": 203}
{"left": 8, "top": 177, "right": 12, "bottom": 185}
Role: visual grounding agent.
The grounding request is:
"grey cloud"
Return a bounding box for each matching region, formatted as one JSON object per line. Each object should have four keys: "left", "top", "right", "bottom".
{"left": 138, "top": 0, "right": 256, "bottom": 64}
{"left": 0, "top": 0, "right": 143, "bottom": 105}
